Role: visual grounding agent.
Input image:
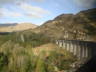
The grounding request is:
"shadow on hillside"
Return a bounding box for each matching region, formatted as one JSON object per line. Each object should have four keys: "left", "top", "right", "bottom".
{"left": 0, "top": 32, "right": 12, "bottom": 35}
{"left": 76, "top": 56, "right": 96, "bottom": 72}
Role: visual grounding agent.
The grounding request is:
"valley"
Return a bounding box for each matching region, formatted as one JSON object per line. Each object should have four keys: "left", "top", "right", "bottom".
{"left": 0, "top": 8, "right": 96, "bottom": 72}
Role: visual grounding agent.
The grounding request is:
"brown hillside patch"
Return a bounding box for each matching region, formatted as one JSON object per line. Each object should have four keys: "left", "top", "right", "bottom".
{"left": 33, "top": 43, "right": 58, "bottom": 56}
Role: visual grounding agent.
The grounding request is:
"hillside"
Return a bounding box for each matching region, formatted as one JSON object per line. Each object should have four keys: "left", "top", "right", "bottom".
{"left": 0, "top": 30, "right": 50, "bottom": 48}
{"left": 0, "top": 28, "right": 77, "bottom": 72}
{"left": 0, "top": 23, "right": 37, "bottom": 32}
{"left": 33, "top": 8, "right": 96, "bottom": 41}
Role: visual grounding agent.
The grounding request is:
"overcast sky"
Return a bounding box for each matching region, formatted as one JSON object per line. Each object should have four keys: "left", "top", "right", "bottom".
{"left": 0, "top": 0, "right": 96, "bottom": 25}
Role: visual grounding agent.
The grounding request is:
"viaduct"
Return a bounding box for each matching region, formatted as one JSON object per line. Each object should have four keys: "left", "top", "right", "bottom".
{"left": 56, "top": 40, "right": 96, "bottom": 60}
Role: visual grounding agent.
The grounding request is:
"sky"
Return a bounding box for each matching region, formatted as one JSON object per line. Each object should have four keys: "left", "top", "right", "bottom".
{"left": 0, "top": 0, "right": 96, "bottom": 25}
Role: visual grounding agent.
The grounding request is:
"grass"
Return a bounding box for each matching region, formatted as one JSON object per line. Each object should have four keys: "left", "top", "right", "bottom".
{"left": 0, "top": 44, "right": 77, "bottom": 72}
{"left": 0, "top": 32, "right": 77, "bottom": 72}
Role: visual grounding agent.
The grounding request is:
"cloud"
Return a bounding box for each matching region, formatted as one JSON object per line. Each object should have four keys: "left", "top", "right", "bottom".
{"left": 0, "top": 0, "right": 50, "bottom": 19}
{"left": 73, "top": 0, "right": 96, "bottom": 8}
{"left": 0, "top": 0, "right": 45, "bottom": 4}
{"left": 17, "top": 2, "right": 50, "bottom": 18}
{"left": 0, "top": 0, "right": 16, "bottom": 4}
{"left": 0, "top": 0, "right": 51, "bottom": 19}
{"left": 0, "top": 2, "right": 50, "bottom": 19}
{"left": 32, "top": 0, "right": 44, "bottom": 2}
{"left": 25, "top": 13, "right": 42, "bottom": 18}
{"left": 0, "top": 8, "right": 22, "bottom": 17}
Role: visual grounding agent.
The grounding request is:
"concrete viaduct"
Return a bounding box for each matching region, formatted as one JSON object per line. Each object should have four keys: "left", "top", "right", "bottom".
{"left": 56, "top": 40, "right": 96, "bottom": 60}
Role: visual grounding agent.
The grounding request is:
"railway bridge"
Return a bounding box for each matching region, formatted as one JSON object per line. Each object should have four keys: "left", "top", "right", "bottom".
{"left": 56, "top": 40, "right": 96, "bottom": 60}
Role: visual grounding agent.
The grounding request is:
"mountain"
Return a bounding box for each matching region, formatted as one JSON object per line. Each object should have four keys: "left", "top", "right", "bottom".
{"left": 33, "top": 8, "right": 96, "bottom": 41}
{"left": 0, "top": 23, "right": 17, "bottom": 27}
{"left": 0, "top": 23, "right": 37, "bottom": 32}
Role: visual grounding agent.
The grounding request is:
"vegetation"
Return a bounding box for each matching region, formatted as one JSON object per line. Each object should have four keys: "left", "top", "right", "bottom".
{"left": 0, "top": 32, "right": 76, "bottom": 72}
{"left": 0, "top": 53, "right": 8, "bottom": 72}
{"left": 0, "top": 34, "right": 76, "bottom": 71}
{"left": 45, "top": 49, "right": 77, "bottom": 72}
{"left": 0, "top": 31, "right": 77, "bottom": 72}
{"left": 0, "top": 31, "right": 50, "bottom": 47}
{"left": 0, "top": 42, "right": 77, "bottom": 72}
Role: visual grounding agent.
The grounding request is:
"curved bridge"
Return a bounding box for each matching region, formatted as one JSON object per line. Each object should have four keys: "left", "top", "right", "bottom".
{"left": 56, "top": 40, "right": 96, "bottom": 60}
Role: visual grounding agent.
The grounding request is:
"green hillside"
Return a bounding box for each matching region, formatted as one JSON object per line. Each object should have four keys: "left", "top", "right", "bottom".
{"left": 0, "top": 31, "right": 50, "bottom": 48}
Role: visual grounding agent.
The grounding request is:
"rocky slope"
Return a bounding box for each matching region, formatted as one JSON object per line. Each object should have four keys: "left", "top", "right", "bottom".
{"left": 0, "top": 23, "right": 37, "bottom": 32}
{"left": 33, "top": 8, "right": 96, "bottom": 41}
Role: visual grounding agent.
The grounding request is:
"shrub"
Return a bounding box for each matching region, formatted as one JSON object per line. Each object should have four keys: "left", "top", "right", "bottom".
{"left": 45, "top": 49, "right": 77, "bottom": 71}
{"left": 0, "top": 53, "right": 8, "bottom": 72}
